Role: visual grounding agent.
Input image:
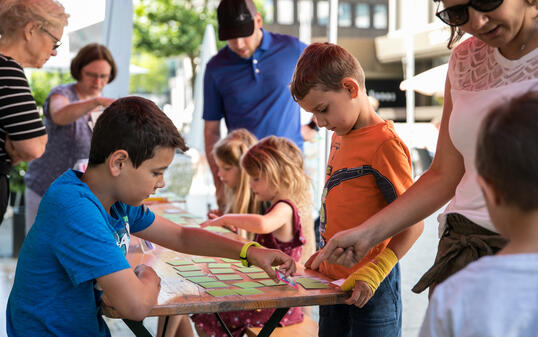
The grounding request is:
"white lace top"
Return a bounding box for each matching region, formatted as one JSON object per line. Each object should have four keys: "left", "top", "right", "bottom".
{"left": 438, "top": 37, "right": 538, "bottom": 234}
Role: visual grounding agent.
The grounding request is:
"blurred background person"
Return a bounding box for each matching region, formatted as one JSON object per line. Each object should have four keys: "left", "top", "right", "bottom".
{"left": 24, "top": 43, "right": 116, "bottom": 231}
{"left": 0, "top": 0, "right": 68, "bottom": 224}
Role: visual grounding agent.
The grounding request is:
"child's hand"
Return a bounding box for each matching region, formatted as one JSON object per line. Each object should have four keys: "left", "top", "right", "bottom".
{"left": 207, "top": 210, "right": 222, "bottom": 219}
{"left": 343, "top": 280, "right": 373, "bottom": 308}
{"left": 247, "top": 246, "right": 297, "bottom": 281}
{"left": 200, "top": 217, "right": 219, "bottom": 228}
{"left": 304, "top": 251, "right": 320, "bottom": 269}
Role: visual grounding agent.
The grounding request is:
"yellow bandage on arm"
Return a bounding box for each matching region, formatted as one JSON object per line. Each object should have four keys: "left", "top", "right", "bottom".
{"left": 340, "top": 248, "right": 398, "bottom": 294}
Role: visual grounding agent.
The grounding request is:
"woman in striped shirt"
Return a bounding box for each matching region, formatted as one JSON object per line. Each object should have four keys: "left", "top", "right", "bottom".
{"left": 0, "top": 0, "right": 68, "bottom": 223}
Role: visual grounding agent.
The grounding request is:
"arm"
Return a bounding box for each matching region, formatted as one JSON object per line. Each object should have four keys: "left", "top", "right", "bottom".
{"left": 201, "top": 202, "right": 293, "bottom": 235}
{"left": 48, "top": 94, "right": 115, "bottom": 126}
{"left": 135, "top": 215, "right": 296, "bottom": 278}
{"left": 204, "top": 120, "right": 224, "bottom": 209}
{"left": 10, "top": 135, "right": 47, "bottom": 162}
{"left": 97, "top": 264, "right": 160, "bottom": 321}
{"left": 311, "top": 77, "right": 464, "bottom": 269}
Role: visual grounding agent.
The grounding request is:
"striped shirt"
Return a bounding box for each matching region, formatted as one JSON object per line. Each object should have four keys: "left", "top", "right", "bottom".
{"left": 0, "top": 54, "right": 46, "bottom": 165}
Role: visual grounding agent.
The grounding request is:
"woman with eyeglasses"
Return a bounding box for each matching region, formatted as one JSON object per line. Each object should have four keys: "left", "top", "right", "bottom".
{"left": 306, "top": 0, "right": 538, "bottom": 300}
{"left": 0, "top": 0, "right": 68, "bottom": 225}
{"left": 24, "top": 43, "right": 117, "bottom": 232}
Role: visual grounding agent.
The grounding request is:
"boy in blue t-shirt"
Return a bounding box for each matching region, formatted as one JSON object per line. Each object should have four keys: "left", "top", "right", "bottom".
{"left": 6, "top": 96, "right": 296, "bottom": 337}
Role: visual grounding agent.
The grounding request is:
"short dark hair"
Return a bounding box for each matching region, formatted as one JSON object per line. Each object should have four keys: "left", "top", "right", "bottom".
{"left": 88, "top": 96, "right": 188, "bottom": 168}
{"left": 476, "top": 91, "right": 538, "bottom": 211}
{"left": 290, "top": 42, "right": 365, "bottom": 101}
{"left": 70, "top": 43, "right": 117, "bottom": 83}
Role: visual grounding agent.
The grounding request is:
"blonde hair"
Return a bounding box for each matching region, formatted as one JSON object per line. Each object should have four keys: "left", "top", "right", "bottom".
{"left": 213, "top": 129, "right": 260, "bottom": 215}
{"left": 0, "top": 0, "right": 68, "bottom": 39}
{"left": 242, "top": 136, "right": 315, "bottom": 263}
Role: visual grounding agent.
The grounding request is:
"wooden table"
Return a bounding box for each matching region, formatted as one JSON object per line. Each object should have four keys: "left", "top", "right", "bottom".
{"left": 101, "top": 202, "right": 348, "bottom": 337}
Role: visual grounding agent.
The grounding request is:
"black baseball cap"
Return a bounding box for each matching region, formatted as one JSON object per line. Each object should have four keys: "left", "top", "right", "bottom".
{"left": 217, "top": 0, "right": 258, "bottom": 41}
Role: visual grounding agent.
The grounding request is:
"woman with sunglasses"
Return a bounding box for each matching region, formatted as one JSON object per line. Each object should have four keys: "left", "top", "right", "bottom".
{"left": 307, "top": 0, "right": 537, "bottom": 297}
{"left": 24, "top": 43, "right": 117, "bottom": 232}
{"left": 0, "top": 0, "right": 68, "bottom": 225}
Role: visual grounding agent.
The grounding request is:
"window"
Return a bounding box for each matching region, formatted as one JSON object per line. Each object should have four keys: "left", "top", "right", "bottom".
{"left": 373, "top": 4, "right": 388, "bottom": 29}
{"left": 355, "top": 3, "right": 370, "bottom": 28}
{"left": 277, "top": 0, "right": 294, "bottom": 25}
{"left": 338, "top": 2, "right": 352, "bottom": 27}
{"left": 317, "top": 1, "right": 329, "bottom": 26}
{"left": 264, "top": 0, "right": 274, "bottom": 23}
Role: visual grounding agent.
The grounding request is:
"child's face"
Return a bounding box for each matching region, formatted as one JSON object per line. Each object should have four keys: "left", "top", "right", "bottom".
{"left": 215, "top": 158, "right": 241, "bottom": 189}
{"left": 298, "top": 80, "right": 362, "bottom": 136}
{"left": 249, "top": 174, "right": 275, "bottom": 202}
{"left": 117, "top": 147, "right": 175, "bottom": 206}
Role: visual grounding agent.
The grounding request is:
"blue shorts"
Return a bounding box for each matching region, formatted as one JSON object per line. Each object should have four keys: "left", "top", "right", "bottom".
{"left": 319, "top": 263, "right": 402, "bottom": 337}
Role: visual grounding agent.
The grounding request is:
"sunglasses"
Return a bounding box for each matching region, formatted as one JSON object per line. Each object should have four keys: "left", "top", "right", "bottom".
{"left": 436, "top": 0, "right": 504, "bottom": 27}
{"left": 40, "top": 27, "right": 62, "bottom": 50}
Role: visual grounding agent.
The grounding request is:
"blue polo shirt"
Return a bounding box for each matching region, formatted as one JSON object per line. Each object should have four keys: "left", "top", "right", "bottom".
{"left": 203, "top": 29, "right": 305, "bottom": 151}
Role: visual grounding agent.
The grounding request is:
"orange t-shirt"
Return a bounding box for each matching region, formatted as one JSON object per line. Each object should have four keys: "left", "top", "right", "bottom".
{"left": 318, "top": 120, "right": 413, "bottom": 280}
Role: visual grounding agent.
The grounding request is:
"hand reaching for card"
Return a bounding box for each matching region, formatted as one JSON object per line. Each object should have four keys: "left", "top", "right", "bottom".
{"left": 246, "top": 246, "right": 296, "bottom": 281}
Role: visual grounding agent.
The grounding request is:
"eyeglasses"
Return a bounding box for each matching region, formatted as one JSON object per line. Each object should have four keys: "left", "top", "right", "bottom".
{"left": 40, "top": 27, "right": 62, "bottom": 50}
{"left": 83, "top": 71, "right": 110, "bottom": 81}
{"left": 436, "top": 0, "right": 504, "bottom": 27}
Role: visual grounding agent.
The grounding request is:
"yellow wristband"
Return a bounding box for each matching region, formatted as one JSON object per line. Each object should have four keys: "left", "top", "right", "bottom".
{"left": 239, "top": 241, "right": 261, "bottom": 267}
{"left": 341, "top": 248, "right": 398, "bottom": 294}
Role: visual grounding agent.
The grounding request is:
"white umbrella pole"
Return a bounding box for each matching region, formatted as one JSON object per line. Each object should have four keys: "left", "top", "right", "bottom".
{"left": 404, "top": 4, "right": 415, "bottom": 124}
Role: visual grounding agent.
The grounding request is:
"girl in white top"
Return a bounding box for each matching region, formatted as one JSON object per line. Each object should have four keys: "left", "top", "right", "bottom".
{"left": 308, "top": 0, "right": 538, "bottom": 296}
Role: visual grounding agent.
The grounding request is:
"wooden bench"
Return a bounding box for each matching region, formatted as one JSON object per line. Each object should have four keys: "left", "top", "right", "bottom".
{"left": 245, "top": 315, "right": 318, "bottom": 337}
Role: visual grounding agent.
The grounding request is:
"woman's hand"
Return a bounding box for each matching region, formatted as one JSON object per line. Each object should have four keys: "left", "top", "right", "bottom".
{"left": 247, "top": 246, "right": 296, "bottom": 281}
{"left": 309, "top": 226, "right": 374, "bottom": 270}
{"left": 94, "top": 96, "right": 115, "bottom": 108}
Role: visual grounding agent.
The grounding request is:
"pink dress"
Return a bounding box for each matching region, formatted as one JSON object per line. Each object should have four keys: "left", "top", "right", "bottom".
{"left": 191, "top": 199, "right": 306, "bottom": 337}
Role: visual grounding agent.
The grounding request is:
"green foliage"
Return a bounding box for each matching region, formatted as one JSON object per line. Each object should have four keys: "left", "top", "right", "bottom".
{"left": 133, "top": 0, "right": 218, "bottom": 60}
{"left": 9, "top": 161, "right": 28, "bottom": 194}
{"left": 129, "top": 53, "right": 170, "bottom": 94}
{"left": 28, "top": 71, "right": 73, "bottom": 107}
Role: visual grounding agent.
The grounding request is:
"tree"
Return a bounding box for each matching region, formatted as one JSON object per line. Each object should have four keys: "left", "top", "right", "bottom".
{"left": 133, "top": 0, "right": 221, "bottom": 83}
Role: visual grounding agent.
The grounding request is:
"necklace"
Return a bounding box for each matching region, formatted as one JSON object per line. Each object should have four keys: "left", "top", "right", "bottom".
{"left": 520, "top": 23, "right": 537, "bottom": 52}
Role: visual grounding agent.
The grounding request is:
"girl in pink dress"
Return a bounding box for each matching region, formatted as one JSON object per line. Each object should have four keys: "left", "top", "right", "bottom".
{"left": 192, "top": 135, "right": 312, "bottom": 337}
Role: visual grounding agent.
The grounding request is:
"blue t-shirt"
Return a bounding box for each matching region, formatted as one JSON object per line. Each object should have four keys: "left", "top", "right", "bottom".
{"left": 6, "top": 170, "right": 155, "bottom": 337}
{"left": 203, "top": 29, "right": 305, "bottom": 151}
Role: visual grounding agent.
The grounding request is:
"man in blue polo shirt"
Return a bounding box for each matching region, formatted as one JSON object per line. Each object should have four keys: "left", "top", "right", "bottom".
{"left": 203, "top": 0, "right": 306, "bottom": 209}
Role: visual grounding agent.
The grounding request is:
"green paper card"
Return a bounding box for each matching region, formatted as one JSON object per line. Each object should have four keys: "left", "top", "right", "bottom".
{"left": 210, "top": 268, "right": 236, "bottom": 274}
{"left": 206, "top": 289, "right": 237, "bottom": 297}
{"left": 177, "top": 271, "right": 205, "bottom": 277}
{"left": 216, "top": 274, "right": 242, "bottom": 281}
{"left": 208, "top": 263, "right": 231, "bottom": 268}
{"left": 175, "top": 265, "right": 201, "bottom": 272}
{"left": 198, "top": 281, "right": 229, "bottom": 289}
{"left": 234, "top": 263, "right": 245, "bottom": 268}
{"left": 192, "top": 257, "right": 216, "bottom": 263}
{"left": 236, "top": 266, "right": 263, "bottom": 273}
{"left": 259, "top": 279, "right": 284, "bottom": 286}
{"left": 234, "top": 288, "right": 264, "bottom": 295}
{"left": 221, "top": 258, "right": 240, "bottom": 263}
{"left": 248, "top": 272, "right": 269, "bottom": 279}
{"left": 234, "top": 281, "right": 263, "bottom": 289}
{"left": 167, "top": 259, "right": 192, "bottom": 266}
{"left": 295, "top": 278, "right": 330, "bottom": 289}
{"left": 205, "top": 226, "right": 230, "bottom": 233}
{"left": 186, "top": 276, "right": 215, "bottom": 283}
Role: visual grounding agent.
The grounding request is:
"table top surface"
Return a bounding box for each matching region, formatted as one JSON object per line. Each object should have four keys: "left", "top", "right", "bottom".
{"left": 101, "top": 202, "right": 348, "bottom": 318}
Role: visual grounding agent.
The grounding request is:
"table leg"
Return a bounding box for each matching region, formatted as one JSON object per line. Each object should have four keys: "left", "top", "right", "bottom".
{"left": 215, "top": 312, "right": 234, "bottom": 337}
{"left": 161, "top": 316, "right": 169, "bottom": 337}
{"left": 256, "top": 307, "right": 289, "bottom": 337}
{"left": 123, "top": 319, "right": 153, "bottom": 337}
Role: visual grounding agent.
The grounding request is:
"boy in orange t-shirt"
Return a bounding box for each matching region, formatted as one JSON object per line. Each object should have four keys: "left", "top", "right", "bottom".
{"left": 290, "top": 42, "right": 423, "bottom": 337}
